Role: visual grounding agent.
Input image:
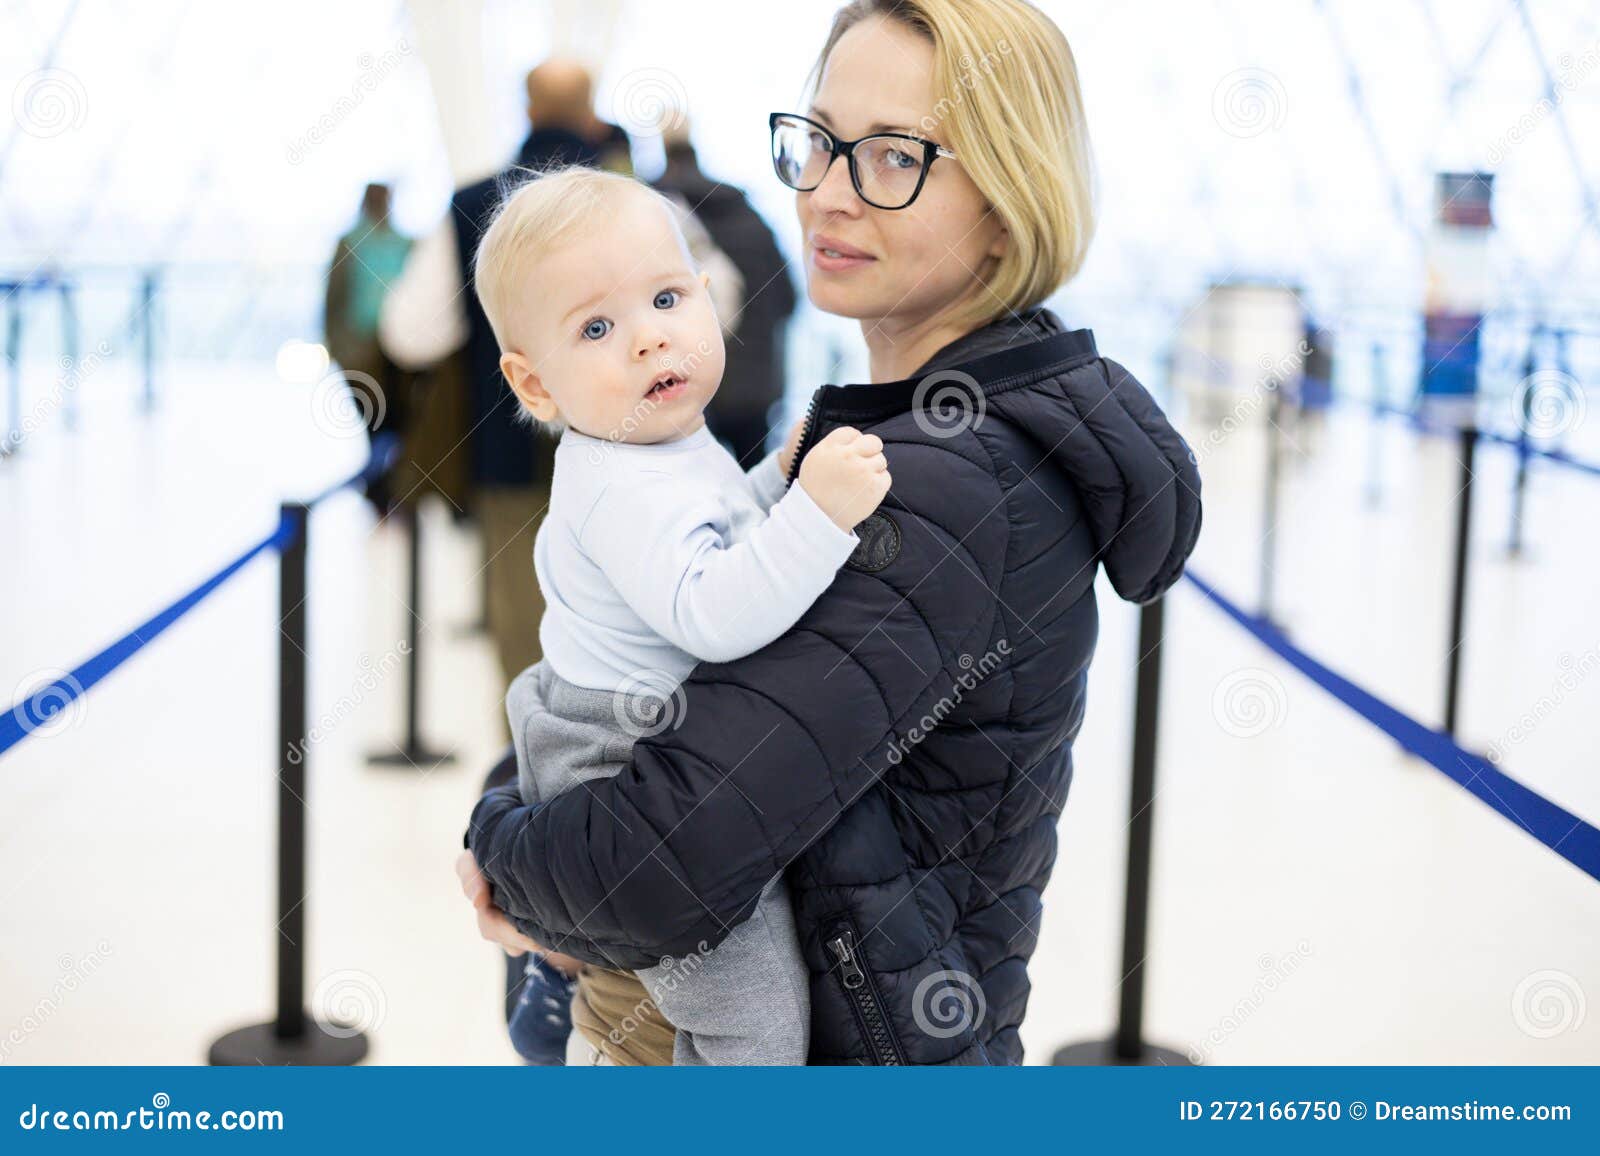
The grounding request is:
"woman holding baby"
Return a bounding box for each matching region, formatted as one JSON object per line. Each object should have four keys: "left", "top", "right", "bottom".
{"left": 458, "top": 0, "right": 1202, "bottom": 1065}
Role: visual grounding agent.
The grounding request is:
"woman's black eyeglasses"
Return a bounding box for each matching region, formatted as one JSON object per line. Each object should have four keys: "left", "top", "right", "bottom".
{"left": 769, "top": 112, "right": 958, "bottom": 210}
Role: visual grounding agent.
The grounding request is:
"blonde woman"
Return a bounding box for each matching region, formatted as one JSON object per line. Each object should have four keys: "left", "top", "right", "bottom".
{"left": 462, "top": 0, "right": 1201, "bottom": 1064}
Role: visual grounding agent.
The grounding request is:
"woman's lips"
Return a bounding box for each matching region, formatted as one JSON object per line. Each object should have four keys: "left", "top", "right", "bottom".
{"left": 811, "top": 235, "right": 875, "bottom": 273}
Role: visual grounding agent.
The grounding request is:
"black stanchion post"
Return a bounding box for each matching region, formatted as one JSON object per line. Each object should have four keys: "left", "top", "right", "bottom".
{"left": 1258, "top": 385, "right": 1283, "bottom": 623}
{"left": 1443, "top": 424, "right": 1477, "bottom": 738}
{"left": 369, "top": 500, "right": 455, "bottom": 768}
{"left": 210, "top": 504, "right": 369, "bottom": 1064}
{"left": 1508, "top": 348, "right": 1535, "bottom": 558}
{"left": 1053, "top": 596, "right": 1190, "bottom": 1066}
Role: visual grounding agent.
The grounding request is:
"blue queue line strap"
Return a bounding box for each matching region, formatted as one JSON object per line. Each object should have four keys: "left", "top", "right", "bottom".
{"left": 304, "top": 430, "right": 401, "bottom": 508}
{"left": 0, "top": 512, "right": 297, "bottom": 758}
{"left": 1337, "top": 394, "right": 1600, "bottom": 479}
{"left": 0, "top": 434, "right": 397, "bottom": 759}
{"left": 1474, "top": 427, "right": 1600, "bottom": 480}
{"left": 1181, "top": 570, "right": 1600, "bottom": 885}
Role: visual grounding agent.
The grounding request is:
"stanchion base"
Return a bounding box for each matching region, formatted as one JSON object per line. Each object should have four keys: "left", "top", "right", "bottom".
{"left": 208, "top": 1021, "right": 368, "bottom": 1066}
{"left": 368, "top": 746, "right": 456, "bottom": 770}
{"left": 1051, "top": 1038, "right": 1194, "bottom": 1066}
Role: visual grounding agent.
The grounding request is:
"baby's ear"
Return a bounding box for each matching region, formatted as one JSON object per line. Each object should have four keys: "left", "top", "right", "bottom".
{"left": 500, "top": 351, "right": 559, "bottom": 423}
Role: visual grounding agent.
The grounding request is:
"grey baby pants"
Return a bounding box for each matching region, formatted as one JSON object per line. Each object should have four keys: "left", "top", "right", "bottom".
{"left": 506, "top": 659, "right": 810, "bottom": 1066}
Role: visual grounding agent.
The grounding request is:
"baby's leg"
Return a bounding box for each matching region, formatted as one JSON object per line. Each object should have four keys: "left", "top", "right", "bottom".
{"left": 637, "top": 876, "right": 810, "bottom": 1066}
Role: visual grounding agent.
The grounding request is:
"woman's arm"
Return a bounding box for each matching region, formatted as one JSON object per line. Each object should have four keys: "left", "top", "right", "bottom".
{"left": 467, "top": 436, "right": 1009, "bottom": 969}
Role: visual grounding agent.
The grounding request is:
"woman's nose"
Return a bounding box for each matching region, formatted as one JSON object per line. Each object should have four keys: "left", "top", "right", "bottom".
{"left": 807, "top": 154, "right": 863, "bottom": 217}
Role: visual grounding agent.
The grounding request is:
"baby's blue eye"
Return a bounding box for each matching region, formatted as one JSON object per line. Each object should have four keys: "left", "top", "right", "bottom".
{"left": 582, "top": 317, "right": 612, "bottom": 341}
{"left": 653, "top": 289, "right": 681, "bottom": 309}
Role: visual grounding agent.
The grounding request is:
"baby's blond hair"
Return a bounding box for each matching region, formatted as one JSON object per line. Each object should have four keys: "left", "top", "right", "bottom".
{"left": 473, "top": 166, "right": 687, "bottom": 431}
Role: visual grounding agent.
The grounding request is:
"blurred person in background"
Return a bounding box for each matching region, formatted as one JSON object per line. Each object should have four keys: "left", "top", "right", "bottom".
{"left": 323, "top": 182, "right": 411, "bottom": 513}
{"left": 380, "top": 59, "right": 634, "bottom": 691}
{"left": 652, "top": 113, "right": 798, "bottom": 465}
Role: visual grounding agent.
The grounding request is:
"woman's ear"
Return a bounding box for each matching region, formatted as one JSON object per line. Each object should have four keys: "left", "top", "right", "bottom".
{"left": 987, "top": 225, "right": 1010, "bottom": 259}
{"left": 699, "top": 270, "right": 712, "bottom": 290}
{"left": 500, "top": 351, "right": 560, "bottom": 424}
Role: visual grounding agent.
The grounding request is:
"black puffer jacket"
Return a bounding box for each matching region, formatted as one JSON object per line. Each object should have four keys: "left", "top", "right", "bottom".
{"left": 468, "top": 309, "right": 1201, "bottom": 1064}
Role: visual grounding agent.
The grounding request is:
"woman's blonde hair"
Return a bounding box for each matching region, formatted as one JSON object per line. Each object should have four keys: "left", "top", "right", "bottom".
{"left": 808, "top": 0, "right": 1096, "bottom": 329}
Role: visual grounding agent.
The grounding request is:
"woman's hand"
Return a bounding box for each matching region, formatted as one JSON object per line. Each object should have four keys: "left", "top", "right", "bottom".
{"left": 455, "top": 848, "right": 545, "bottom": 957}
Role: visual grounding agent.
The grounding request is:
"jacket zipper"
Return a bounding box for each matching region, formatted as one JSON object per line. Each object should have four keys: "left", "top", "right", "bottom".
{"left": 784, "top": 388, "right": 824, "bottom": 487}
{"left": 827, "top": 924, "right": 903, "bottom": 1066}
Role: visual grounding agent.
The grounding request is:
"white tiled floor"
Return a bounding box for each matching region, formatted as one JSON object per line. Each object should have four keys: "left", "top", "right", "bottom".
{"left": 3, "top": 366, "right": 1597, "bottom": 1065}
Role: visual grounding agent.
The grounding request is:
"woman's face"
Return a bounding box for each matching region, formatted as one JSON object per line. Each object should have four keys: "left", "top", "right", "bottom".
{"left": 797, "top": 15, "right": 1008, "bottom": 331}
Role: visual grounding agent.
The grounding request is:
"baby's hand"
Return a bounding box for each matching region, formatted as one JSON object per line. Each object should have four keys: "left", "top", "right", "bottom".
{"left": 798, "top": 426, "right": 891, "bottom": 532}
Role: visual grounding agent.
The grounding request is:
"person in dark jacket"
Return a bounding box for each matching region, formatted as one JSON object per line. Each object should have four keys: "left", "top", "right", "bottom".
{"left": 459, "top": 0, "right": 1202, "bottom": 1065}
{"left": 653, "top": 116, "right": 798, "bottom": 466}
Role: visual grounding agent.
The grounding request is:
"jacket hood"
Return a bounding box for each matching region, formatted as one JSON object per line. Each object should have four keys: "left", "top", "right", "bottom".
{"left": 920, "top": 309, "right": 1202, "bottom": 604}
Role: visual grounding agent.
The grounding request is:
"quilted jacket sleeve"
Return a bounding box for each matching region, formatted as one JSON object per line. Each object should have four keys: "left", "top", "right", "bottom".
{"left": 466, "top": 432, "right": 1009, "bottom": 970}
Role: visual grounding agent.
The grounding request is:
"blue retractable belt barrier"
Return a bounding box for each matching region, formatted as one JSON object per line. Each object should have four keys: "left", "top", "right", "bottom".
{"left": 1, "top": 434, "right": 398, "bottom": 759}
{"left": 1183, "top": 569, "right": 1600, "bottom": 884}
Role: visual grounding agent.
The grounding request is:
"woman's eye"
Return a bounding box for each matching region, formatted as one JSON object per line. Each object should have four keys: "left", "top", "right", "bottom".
{"left": 884, "top": 147, "right": 917, "bottom": 169}
{"left": 806, "top": 131, "right": 831, "bottom": 152}
{"left": 581, "top": 317, "right": 612, "bottom": 341}
{"left": 653, "top": 289, "right": 681, "bottom": 309}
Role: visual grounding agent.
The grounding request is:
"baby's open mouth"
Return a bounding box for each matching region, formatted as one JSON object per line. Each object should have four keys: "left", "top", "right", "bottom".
{"left": 646, "top": 373, "right": 685, "bottom": 398}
